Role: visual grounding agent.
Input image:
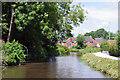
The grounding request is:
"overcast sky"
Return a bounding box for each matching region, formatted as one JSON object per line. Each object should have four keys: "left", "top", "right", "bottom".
{"left": 71, "top": 1, "right": 118, "bottom": 37}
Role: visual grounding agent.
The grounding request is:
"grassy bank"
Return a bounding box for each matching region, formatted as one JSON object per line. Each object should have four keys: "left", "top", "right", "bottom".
{"left": 69, "top": 48, "right": 84, "bottom": 52}
{"left": 77, "top": 46, "right": 101, "bottom": 56}
{"left": 80, "top": 53, "right": 119, "bottom": 78}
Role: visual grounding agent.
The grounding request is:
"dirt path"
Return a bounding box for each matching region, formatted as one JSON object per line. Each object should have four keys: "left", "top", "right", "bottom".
{"left": 93, "top": 52, "right": 120, "bottom": 60}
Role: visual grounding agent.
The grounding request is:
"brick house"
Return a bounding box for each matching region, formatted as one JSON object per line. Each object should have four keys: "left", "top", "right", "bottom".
{"left": 57, "top": 37, "right": 77, "bottom": 48}
{"left": 95, "top": 38, "right": 105, "bottom": 47}
{"left": 107, "top": 40, "right": 116, "bottom": 44}
{"left": 57, "top": 36, "right": 107, "bottom": 48}
{"left": 84, "top": 36, "right": 98, "bottom": 47}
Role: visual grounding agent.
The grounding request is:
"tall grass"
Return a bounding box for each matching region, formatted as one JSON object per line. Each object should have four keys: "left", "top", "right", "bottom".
{"left": 80, "top": 53, "right": 119, "bottom": 78}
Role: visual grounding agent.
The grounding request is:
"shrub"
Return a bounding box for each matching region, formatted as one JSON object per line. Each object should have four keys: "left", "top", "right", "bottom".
{"left": 109, "top": 44, "right": 119, "bottom": 57}
{"left": 100, "top": 41, "right": 119, "bottom": 57}
{"left": 72, "top": 46, "right": 76, "bottom": 48}
{"left": 57, "top": 45, "right": 70, "bottom": 56}
{"left": 70, "top": 49, "right": 79, "bottom": 52}
{"left": 100, "top": 41, "right": 109, "bottom": 51}
{"left": 2, "top": 40, "right": 27, "bottom": 65}
{"left": 76, "top": 34, "right": 85, "bottom": 48}
{"left": 76, "top": 45, "right": 81, "bottom": 49}
{"left": 81, "top": 46, "right": 101, "bottom": 54}
{"left": 83, "top": 44, "right": 87, "bottom": 48}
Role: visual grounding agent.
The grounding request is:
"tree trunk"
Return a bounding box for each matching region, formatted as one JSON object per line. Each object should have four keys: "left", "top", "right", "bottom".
{"left": 7, "top": 4, "right": 14, "bottom": 42}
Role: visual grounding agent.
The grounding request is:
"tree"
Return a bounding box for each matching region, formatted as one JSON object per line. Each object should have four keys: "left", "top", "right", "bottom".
{"left": 7, "top": 3, "right": 14, "bottom": 42}
{"left": 115, "top": 30, "right": 120, "bottom": 45}
{"left": 2, "top": 2, "right": 87, "bottom": 61}
{"left": 76, "top": 34, "right": 85, "bottom": 48}
{"left": 106, "top": 32, "right": 116, "bottom": 40}
{"left": 84, "top": 28, "right": 108, "bottom": 39}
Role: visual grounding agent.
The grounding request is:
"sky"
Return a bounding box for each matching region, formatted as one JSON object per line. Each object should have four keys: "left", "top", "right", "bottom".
{"left": 71, "top": 1, "right": 118, "bottom": 37}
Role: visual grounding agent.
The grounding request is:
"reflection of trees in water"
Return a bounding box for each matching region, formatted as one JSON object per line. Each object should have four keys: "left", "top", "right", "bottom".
{"left": 25, "top": 62, "right": 57, "bottom": 78}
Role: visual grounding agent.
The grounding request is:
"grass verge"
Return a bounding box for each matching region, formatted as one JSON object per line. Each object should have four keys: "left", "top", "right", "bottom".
{"left": 80, "top": 53, "right": 119, "bottom": 78}
{"left": 69, "top": 48, "right": 84, "bottom": 52}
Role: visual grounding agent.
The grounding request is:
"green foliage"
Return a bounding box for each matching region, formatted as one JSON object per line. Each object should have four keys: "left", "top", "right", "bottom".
{"left": 2, "top": 40, "right": 26, "bottom": 65}
{"left": 100, "top": 41, "right": 109, "bottom": 51}
{"left": 84, "top": 28, "right": 109, "bottom": 39}
{"left": 75, "top": 45, "right": 81, "bottom": 49}
{"left": 76, "top": 34, "right": 85, "bottom": 48}
{"left": 69, "top": 47, "right": 80, "bottom": 52}
{"left": 2, "top": 2, "right": 87, "bottom": 61}
{"left": 100, "top": 40, "right": 119, "bottom": 57}
{"left": 82, "top": 46, "right": 101, "bottom": 54}
{"left": 106, "top": 32, "right": 116, "bottom": 40}
{"left": 57, "top": 45, "right": 70, "bottom": 56}
{"left": 72, "top": 46, "right": 76, "bottom": 48}
{"left": 115, "top": 30, "right": 120, "bottom": 53}
{"left": 109, "top": 44, "right": 119, "bottom": 57}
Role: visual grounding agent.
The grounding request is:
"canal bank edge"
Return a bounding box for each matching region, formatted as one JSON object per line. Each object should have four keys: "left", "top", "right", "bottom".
{"left": 80, "top": 53, "right": 119, "bottom": 78}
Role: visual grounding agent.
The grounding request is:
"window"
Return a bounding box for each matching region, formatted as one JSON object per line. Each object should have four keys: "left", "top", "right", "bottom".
{"left": 74, "top": 41, "right": 76, "bottom": 44}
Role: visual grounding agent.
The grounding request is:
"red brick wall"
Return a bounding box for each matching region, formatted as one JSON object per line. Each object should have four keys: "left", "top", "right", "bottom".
{"left": 72, "top": 42, "right": 77, "bottom": 46}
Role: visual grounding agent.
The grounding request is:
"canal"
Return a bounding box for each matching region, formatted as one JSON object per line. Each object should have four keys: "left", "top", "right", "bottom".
{"left": 2, "top": 52, "right": 107, "bottom": 78}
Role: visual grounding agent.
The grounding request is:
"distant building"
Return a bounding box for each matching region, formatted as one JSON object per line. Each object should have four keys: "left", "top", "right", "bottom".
{"left": 107, "top": 40, "right": 116, "bottom": 44}
{"left": 57, "top": 36, "right": 107, "bottom": 48}
{"left": 84, "top": 36, "right": 93, "bottom": 43}
{"left": 95, "top": 38, "right": 105, "bottom": 47}
{"left": 57, "top": 40, "right": 62, "bottom": 45}
{"left": 57, "top": 37, "right": 77, "bottom": 48}
{"left": 84, "top": 36, "right": 98, "bottom": 47}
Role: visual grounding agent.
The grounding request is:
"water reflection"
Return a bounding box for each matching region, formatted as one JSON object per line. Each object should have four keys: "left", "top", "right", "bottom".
{"left": 2, "top": 52, "right": 106, "bottom": 78}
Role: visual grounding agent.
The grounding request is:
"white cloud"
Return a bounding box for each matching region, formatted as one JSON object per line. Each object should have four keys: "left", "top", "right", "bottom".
{"left": 94, "top": 21, "right": 109, "bottom": 28}
{"left": 71, "top": 2, "right": 118, "bottom": 37}
{"left": 73, "top": 0, "right": 119, "bottom": 2}
{"left": 71, "top": 26, "right": 92, "bottom": 37}
{"left": 86, "top": 7, "right": 118, "bottom": 22}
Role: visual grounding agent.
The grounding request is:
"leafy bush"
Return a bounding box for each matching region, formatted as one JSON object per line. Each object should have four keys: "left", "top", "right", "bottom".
{"left": 2, "top": 40, "right": 27, "bottom": 65}
{"left": 109, "top": 44, "right": 119, "bottom": 57}
{"left": 72, "top": 44, "right": 87, "bottom": 49}
{"left": 75, "top": 45, "right": 81, "bottom": 49}
{"left": 82, "top": 46, "right": 101, "bottom": 54}
{"left": 100, "top": 41, "right": 109, "bottom": 51}
{"left": 70, "top": 48, "right": 79, "bottom": 52}
{"left": 57, "top": 45, "right": 70, "bottom": 56}
{"left": 100, "top": 41, "right": 119, "bottom": 57}
{"left": 72, "top": 46, "right": 76, "bottom": 48}
{"left": 83, "top": 44, "right": 87, "bottom": 48}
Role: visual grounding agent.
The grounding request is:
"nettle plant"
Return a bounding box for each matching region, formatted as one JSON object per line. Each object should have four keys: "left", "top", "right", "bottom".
{"left": 2, "top": 40, "right": 27, "bottom": 65}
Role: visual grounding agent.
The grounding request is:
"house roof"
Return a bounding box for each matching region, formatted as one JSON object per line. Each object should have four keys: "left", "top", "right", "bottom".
{"left": 71, "top": 37, "right": 77, "bottom": 42}
{"left": 107, "top": 40, "right": 116, "bottom": 44}
{"left": 63, "top": 40, "right": 67, "bottom": 42}
{"left": 95, "top": 38, "right": 105, "bottom": 44}
{"left": 63, "top": 37, "right": 77, "bottom": 43}
{"left": 84, "top": 36, "right": 93, "bottom": 42}
{"left": 92, "top": 39, "right": 97, "bottom": 47}
{"left": 88, "top": 43, "right": 93, "bottom": 46}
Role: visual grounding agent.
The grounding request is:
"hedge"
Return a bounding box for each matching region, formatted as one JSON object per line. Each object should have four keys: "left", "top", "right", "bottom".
{"left": 100, "top": 41, "right": 119, "bottom": 57}
{"left": 109, "top": 44, "right": 119, "bottom": 57}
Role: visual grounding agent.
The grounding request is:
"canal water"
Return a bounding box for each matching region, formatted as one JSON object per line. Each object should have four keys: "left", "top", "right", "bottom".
{"left": 2, "top": 52, "right": 107, "bottom": 78}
